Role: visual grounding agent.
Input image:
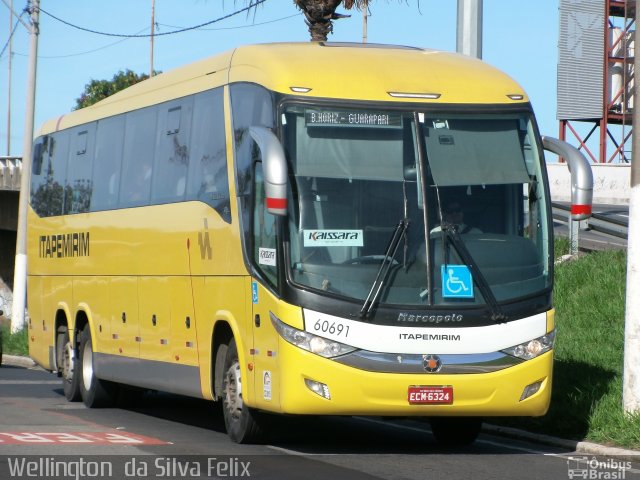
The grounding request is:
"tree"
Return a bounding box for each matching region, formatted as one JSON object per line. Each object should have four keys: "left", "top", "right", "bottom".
{"left": 242, "top": 0, "right": 380, "bottom": 42}
{"left": 74, "top": 69, "right": 159, "bottom": 110}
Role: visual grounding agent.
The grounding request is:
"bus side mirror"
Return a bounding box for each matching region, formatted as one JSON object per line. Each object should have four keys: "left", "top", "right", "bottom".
{"left": 249, "top": 126, "right": 288, "bottom": 216}
{"left": 542, "top": 136, "right": 593, "bottom": 221}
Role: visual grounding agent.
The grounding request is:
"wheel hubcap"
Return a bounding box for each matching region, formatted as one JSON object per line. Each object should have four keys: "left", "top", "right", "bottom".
{"left": 223, "top": 361, "right": 243, "bottom": 420}
{"left": 82, "top": 340, "right": 93, "bottom": 391}
{"left": 62, "top": 341, "right": 75, "bottom": 382}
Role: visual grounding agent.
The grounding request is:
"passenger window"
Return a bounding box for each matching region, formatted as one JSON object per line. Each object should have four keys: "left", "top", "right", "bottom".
{"left": 92, "top": 115, "right": 125, "bottom": 211}
{"left": 119, "top": 107, "right": 157, "bottom": 207}
{"left": 65, "top": 125, "right": 95, "bottom": 214}
{"left": 186, "top": 88, "right": 230, "bottom": 222}
{"left": 152, "top": 99, "right": 193, "bottom": 204}
{"left": 30, "top": 136, "right": 48, "bottom": 216}
{"left": 30, "top": 132, "right": 69, "bottom": 216}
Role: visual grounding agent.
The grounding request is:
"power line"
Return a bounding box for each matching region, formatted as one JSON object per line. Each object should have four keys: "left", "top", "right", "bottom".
{"left": 10, "top": 27, "right": 149, "bottom": 59}
{"left": 39, "top": 0, "right": 268, "bottom": 38}
{"left": 158, "top": 12, "right": 301, "bottom": 32}
{"left": 0, "top": 9, "right": 26, "bottom": 60}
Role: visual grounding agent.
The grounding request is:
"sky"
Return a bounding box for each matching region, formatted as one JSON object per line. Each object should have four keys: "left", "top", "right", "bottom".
{"left": 0, "top": 0, "right": 560, "bottom": 157}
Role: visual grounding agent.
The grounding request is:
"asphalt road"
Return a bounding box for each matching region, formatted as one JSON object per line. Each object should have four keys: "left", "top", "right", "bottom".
{"left": 1, "top": 363, "right": 639, "bottom": 480}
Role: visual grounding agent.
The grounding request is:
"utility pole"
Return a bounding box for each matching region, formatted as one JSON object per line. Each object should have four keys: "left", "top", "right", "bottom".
{"left": 6, "top": 0, "right": 13, "bottom": 155}
{"left": 11, "top": 0, "right": 39, "bottom": 333}
{"left": 623, "top": 0, "right": 640, "bottom": 414}
{"left": 150, "top": 0, "right": 155, "bottom": 77}
{"left": 362, "top": 0, "right": 367, "bottom": 44}
{"left": 456, "top": 0, "right": 483, "bottom": 59}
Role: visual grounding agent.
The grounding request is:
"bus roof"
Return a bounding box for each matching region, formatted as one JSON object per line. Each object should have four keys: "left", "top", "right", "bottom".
{"left": 38, "top": 42, "right": 529, "bottom": 136}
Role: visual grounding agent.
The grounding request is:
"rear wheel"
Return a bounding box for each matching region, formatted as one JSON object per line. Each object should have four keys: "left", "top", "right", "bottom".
{"left": 221, "top": 338, "right": 266, "bottom": 443}
{"left": 430, "top": 417, "right": 482, "bottom": 446}
{"left": 78, "top": 325, "right": 116, "bottom": 408}
{"left": 58, "top": 327, "right": 81, "bottom": 401}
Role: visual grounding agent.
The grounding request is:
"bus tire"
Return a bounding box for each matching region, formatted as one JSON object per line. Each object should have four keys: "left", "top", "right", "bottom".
{"left": 430, "top": 417, "right": 482, "bottom": 446}
{"left": 221, "top": 338, "right": 265, "bottom": 444}
{"left": 78, "top": 325, "right": 116, "bottom": 408}
{"left": 58, "top": 327, "right": 81, "bottom": 402}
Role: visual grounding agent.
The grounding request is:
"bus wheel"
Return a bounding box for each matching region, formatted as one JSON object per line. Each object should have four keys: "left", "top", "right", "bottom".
{"left": 78, "top": 326, "right": 116, "bottom": 408}
{"left": 221, "top": 338, "right": 265, "bottom": 443}
{"left": 430, "top": 417, "right": 482, "bottom": 446}
{"left": 58, "top": 327, "right": 81, "bottom": 401}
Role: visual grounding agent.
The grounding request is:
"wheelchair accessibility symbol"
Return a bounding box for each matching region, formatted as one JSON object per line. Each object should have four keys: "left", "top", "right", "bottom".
{"left": 441, "top": 265, "right": 474, "bottom": 299}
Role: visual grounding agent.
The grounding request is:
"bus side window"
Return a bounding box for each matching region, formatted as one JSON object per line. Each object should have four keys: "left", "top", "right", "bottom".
{"left": 152, "top": 99, "right": 193, "bottom": 204}
{"left": 186, "top": 88, "right": 230, "bottom": 222}
{"left": 65, "top": 125, "right": 95, "bottom": 214}
{"left": 30, "top": 136, "right": 49, "bottom": 216}
{"left": 119, "top": 107, "right": 157, "bottom": 208}
{"left": 31, "top": 132, "right": 69, "bottom": 217}
{"left": 91, "top": 115, "right": 125, "bottom": 211}
{"left": 253, "top": 163, "right": 277, "bottom": 287}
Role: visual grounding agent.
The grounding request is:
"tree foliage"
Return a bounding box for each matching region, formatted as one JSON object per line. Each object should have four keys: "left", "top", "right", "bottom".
{"left": 74, "top": 69, "right": 158, "bottom": 110}
{"left": 241, "top": 0, "right": 388, "bottom": 42}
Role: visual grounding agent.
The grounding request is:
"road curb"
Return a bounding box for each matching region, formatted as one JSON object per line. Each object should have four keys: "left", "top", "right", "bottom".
{"left": 484, "top": 424, "right": 640, "bottom": 461}
{"left": 1, "top": 354, "right": 37, "bottom": 368}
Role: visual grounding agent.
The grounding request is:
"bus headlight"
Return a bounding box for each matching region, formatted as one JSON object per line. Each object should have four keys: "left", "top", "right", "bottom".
{"left": 502, "top": 331, "right": 555, "bottom": 360}
{"left": 271, "top": 314, "right": 357, "bottom": 358}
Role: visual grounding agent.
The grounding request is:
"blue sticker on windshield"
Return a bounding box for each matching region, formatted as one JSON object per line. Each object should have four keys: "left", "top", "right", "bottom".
{"left": 441, "top": 265, "right": 474, "bottom": 299}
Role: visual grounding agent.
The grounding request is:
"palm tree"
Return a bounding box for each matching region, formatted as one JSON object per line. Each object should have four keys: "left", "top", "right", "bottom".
{"left": 243, "top": 0, "right": 376, "bottom": 42}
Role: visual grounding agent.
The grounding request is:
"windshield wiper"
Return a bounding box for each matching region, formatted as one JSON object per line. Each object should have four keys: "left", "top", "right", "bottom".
{"left": 443, "top": 226, "right": 507, "bottom": 323}
{"left": 359, "top": 219, "right": 409, "bottom": 319}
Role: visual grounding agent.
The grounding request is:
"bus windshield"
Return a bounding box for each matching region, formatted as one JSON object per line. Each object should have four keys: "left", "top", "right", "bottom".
{"left": 282, "top": 105, "right": 550, "bottom": 309}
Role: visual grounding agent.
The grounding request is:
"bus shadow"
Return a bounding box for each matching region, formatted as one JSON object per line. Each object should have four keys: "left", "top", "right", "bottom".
{"left": 490, "top": 358, "right": 617, "bottom": 442}
{"left": 116, "top": 393, "right": 574, "bottom": 455}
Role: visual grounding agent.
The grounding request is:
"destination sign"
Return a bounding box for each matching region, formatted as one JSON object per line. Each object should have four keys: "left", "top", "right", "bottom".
{"left": 305, "top": 110, "right": 402, "bottom": 128}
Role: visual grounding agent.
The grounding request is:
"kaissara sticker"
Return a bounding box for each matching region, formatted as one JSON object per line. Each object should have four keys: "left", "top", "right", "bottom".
{"left": 303, "top": 230, "right": 363, "bottom": 247}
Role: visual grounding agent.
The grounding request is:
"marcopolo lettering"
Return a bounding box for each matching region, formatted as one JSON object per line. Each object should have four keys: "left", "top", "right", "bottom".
{"left": 39, "top": 232, "right": 90, "bottom": 259}
{"left": 397, "top": 313, "right": 463, "bottom": 324}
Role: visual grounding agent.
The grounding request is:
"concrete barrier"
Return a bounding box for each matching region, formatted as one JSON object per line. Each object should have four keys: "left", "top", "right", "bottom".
{"left": 0, "top": 157, "right": 22, "bottom": 191}
{"left": 547, "top": 162, "right": 630, "bottom": 205}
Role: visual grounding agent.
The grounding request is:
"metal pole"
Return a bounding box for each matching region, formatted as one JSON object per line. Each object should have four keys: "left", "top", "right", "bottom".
{"left": 150, "top": 0, "right": 155, "bottom": 77}
{"left": 456, "top": 0, "right": 483, "bottom": 59}
{"left": 6, "top": 0, "right": 13, "bottom": 155}
{"left": 362, "top": 0, "right": 367, "bottom": 44}
{"left": 11, "top": 0, "right": 39, "bottom": 333}
{"left": 622, "top": 0, "right": 640, "bottom": 414}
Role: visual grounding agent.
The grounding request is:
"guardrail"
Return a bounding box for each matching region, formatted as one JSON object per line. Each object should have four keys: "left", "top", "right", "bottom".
{"left": 0, "top": 156, "right": 22, "bottom": 191}
{"left": 552, "top": 202, "right": 628, "bottom": 248}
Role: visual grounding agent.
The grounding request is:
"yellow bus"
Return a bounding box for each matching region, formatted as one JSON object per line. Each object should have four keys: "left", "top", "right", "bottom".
{"left": 27, "top": 42, "right": 588, "bottom": 445}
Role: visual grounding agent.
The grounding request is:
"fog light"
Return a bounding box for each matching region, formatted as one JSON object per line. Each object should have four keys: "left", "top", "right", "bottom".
{"left": 304, "top": 378, "right": 331, "bottom": 400}
{"left": 520, "top": 381, "right": 542, "bottom": 401}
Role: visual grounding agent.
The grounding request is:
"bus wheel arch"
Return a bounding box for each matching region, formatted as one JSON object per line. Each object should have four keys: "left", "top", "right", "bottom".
{"left": 212, "top": 320, "right": 233, "bottom": 400}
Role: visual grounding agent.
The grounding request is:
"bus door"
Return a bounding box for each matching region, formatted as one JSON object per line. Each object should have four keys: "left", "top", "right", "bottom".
{"left": 249, "top": 162, "right": 281, "bottom": 410}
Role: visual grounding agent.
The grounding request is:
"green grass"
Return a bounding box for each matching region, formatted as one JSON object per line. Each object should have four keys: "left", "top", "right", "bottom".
{"left": 0, "top": 324, "right": 29, "bottom": 357}
{"left": 501, "top": 244, "right": 639, "bottom": 448}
